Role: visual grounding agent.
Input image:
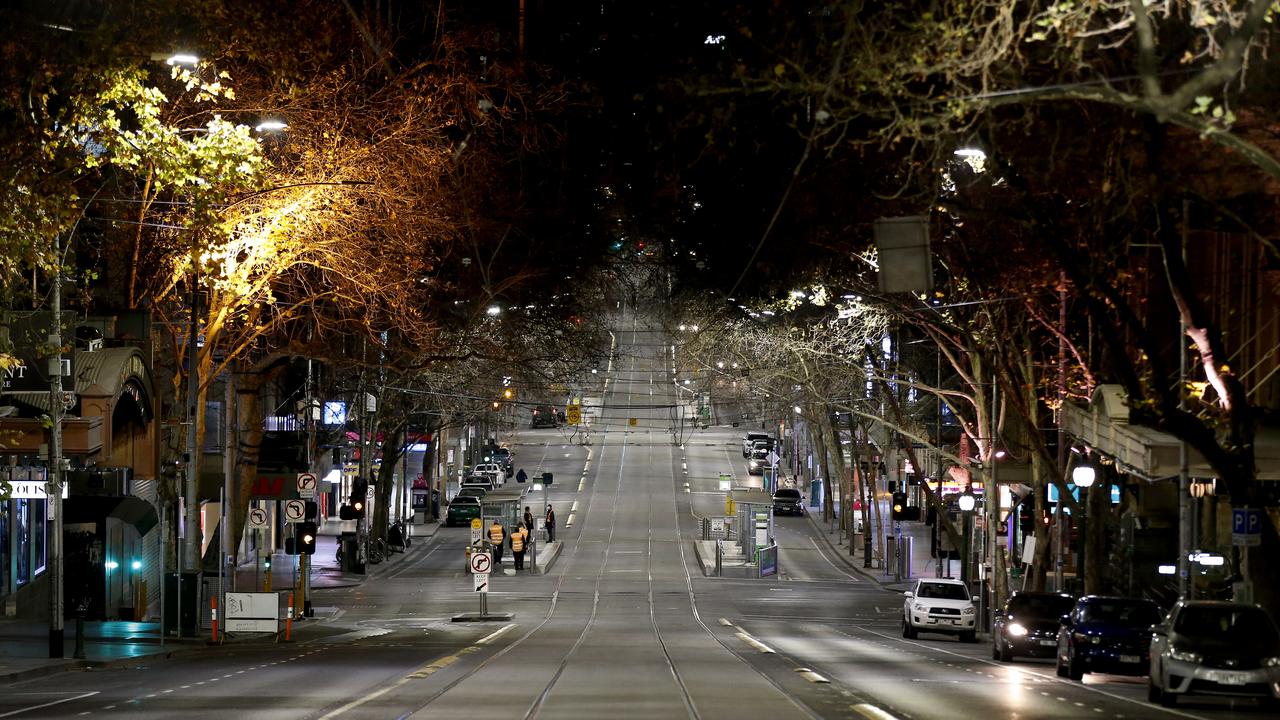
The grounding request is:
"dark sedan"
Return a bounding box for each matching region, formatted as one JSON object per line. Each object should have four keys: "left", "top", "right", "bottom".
{"left": 1057, "top": 596, "right": 1162, "bottom": 680}
{"left": 992, "top": 591, "right": 1076, "bottom": 661}
{"left": 771, "top": 488, "right": 804, "bottom": 516}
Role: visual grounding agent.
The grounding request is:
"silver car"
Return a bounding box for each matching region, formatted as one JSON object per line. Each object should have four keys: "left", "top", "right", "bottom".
{"left": 1148, "top": 600, "right": 1280, "bottom": 709}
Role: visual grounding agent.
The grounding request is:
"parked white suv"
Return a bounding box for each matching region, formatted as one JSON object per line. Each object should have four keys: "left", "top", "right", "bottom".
{"left": 903, "top": 578, "right": 978, "bottom": 643}
{"left": 471, "top": 463, "right": 506, "bottom": 486}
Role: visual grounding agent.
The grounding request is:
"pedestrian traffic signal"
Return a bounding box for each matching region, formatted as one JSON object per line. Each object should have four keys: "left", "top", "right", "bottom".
{"left": 891, "top": 492, "right": 908, "bottom": 521}
{"left": 296, "top": 521, "right": 317, "bottom": 555}
{"left": 304, "top": 500, "right": 319, "bottom": 521}
{"left": 284, "top": 537, "right": 298, "bottom": 555}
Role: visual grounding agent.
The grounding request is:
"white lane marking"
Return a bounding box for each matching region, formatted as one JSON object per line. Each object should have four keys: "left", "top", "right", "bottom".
{"left": 567, "top": 512, "right": 576, "bottom": 527}
{"left": 477, "top": 624, "right": 516, "bottom": 644}
{"left": 571, "top": 501, "right": 579, "bottom": 512}
{"left": 0, "top": 693, "right": 99, "bottom": 718}
{"left": 615, "top": 550, "right": 643, "bottom": 554}
{"left": 735, "top": 631, "right": 776, "bottom": 654}
{"left": 851, "top": 704, "right": 901, "bottom": 720}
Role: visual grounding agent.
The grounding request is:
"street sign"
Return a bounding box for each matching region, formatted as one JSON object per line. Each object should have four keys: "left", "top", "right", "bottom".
{"left": 1232, "top": 507, "right": 1262, "bottom": 547}
{"left": 710, "top": 517, "right": 725, "bottom": 534}
{"left": 767, "top": 451, "right": 780, "bottom": 466}
{"left": 471, "top": 517, "right": 483, "bottom": 544}
{"left": 297, "top": 472, "right": 318, "bottom": 499}
{"left": 247, "top": 507, "right": 269, "bottom": 529}
{"left": 566, "top": 405, "right": 582, "bottom": 425}
{"left": 283, "top": 500, "right": 306, "bottom": 523}
{"left": 474, "top": 573, "right": 490, "bottom": 592}
{"left": 470, "top": 551, "right": 493, "bottom": 574}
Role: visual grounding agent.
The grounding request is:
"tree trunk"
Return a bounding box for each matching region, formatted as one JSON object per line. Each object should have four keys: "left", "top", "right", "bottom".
{"left": 232, "top": 371, "right": 266, "bottom": 566}
{"left": 372, "top": 425, "right": 405, "bottom": 543}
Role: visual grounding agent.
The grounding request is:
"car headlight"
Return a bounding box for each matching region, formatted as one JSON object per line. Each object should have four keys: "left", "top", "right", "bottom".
{"left": 1091, "top": 635, "right": 1102, "bottom": 644}
{"left": 1262, "top": 656, "right": 1280, "bottom": 668}
{"left": 1168, "top": 648, "right": 1202, "bottom": 663}
{"left": 962, "top": 606, "right": 975, "bottom": 615}
{"left": 914, "top": 602, "right": 929, "bottom": 612}
{"left": 1008, "top": 623, "right": 1028, "bottom": 637}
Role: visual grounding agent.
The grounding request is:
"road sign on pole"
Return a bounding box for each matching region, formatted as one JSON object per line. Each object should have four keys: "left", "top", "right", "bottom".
{"left": 1232, "top": 507, "right": 1262, "bottom": 546}
{"left": 470, "top": 517, "right": 483, "bottom": 545}
{"left": 469, "top": 550, "right": 493, "bottom": 575}
{"left": 566, "top": 405, "right": 581, "bottom": 425}
{"left": 283, "top": 500, "right": 306, "bottom": 523}
{"left": 297, "top": 473, "right": 318, "bottom": 499}
{"left": 247, "top": 507, "right": 269, "bottom": 529}
{"left": 474, "top": 573, "right": 490, "bottom": 592}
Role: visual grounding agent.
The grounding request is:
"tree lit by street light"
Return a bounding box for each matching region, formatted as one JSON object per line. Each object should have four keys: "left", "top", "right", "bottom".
{"left": 486, "top": 305, "right": 501, "bottom": 317}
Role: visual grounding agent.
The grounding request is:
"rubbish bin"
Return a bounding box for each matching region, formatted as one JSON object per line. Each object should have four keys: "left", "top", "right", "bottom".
{"left": 164, "top": 572, "right": 199, "bottom": 637}
{"left": 340, "top": 531, "right": 364, "bottom": 574}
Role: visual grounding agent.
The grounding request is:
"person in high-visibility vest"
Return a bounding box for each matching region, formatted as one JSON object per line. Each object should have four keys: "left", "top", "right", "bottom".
{"left": 510, "top": 523, "right": 526, "bottom": 570}
{"left": 488, "top": 520, "right": 506, "bottom": 565}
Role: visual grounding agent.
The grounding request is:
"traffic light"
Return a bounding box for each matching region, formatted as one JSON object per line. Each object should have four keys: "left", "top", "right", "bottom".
{"left": 296, "top": 521, "right": 317, "bottom": 555}
{"left": 340, "top": 480, "right": 368, "bottom": 520}
{"left": 891, "top": 492, "right": 908, "bottom": 521}
{"left": 304, "top": 500, "right": 319, "bottom": 521}
{"left": 502, "top": 387, "right": 515, "bottom": 400}
{"left": 284, "top": 537, "right": 298, "bottom": 555}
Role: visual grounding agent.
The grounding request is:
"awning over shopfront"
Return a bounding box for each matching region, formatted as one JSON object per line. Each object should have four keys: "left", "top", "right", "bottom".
{"left": 107, "top": 496, "right": 159, "bottom": 536}
{"left": 1063, "top": 384, "right": 1280, "bottom": 481}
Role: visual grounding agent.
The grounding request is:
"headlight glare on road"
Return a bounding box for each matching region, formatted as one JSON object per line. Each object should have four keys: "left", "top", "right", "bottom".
{"left": 1169, "top": 647, "right": 1202, "bottom": 663}
{"left": 1008, "top": 623, "right": 1028, "bottom": 637}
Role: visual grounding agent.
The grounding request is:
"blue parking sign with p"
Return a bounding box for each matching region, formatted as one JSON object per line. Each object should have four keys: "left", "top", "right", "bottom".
{"left": 1232, "top": 508, "right": 1262, "bottom": 546}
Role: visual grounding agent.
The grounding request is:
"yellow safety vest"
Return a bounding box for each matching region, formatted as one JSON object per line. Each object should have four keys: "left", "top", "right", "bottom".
{"left": 489, "top": 525, "right": 504, "bottom": 543}
{"left": 510, "top": 532, "right": 524, "bottom": 552}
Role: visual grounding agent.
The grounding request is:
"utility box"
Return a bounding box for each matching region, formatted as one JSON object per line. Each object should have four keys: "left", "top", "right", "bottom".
{"left": 163, "top": 572, "right": 198, "bottom": 637}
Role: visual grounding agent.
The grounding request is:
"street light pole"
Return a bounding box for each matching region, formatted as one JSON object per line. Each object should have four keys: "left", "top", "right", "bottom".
{"left": 47, "top": 235, "right": 65, "bottom": 658}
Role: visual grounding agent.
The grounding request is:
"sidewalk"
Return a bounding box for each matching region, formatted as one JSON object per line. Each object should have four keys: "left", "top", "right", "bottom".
{"left": 0, "top": 519, "right": 442, "bottom": 683}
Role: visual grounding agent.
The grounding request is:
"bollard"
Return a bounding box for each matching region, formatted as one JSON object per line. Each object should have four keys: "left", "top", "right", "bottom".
{"left": 284, "top": 591, "right": 295, "bottom": 642}
{"left": 210, "top": 595, "right": 219, "bottom": 644}
{"left": 73, "top": 611, "right": 86, "bottom": 659}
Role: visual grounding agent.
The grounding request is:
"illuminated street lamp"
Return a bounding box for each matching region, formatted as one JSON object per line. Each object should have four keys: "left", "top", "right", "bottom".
{"left": 1072, "top": 462, "right": 1096, "bottom": 593}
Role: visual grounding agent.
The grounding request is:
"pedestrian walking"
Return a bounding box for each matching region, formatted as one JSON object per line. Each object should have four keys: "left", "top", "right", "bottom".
{"left": 523, "top": 505, "right": 535, "bottom": 532}
{"left": 545, "top": 505, "right": 556, "bottom": 543}
{"left": 510, "top": 523, "right": 526, "bottom": 570}
{"left": 487, "top": 520, "right": 506, "bottom": 565}
{"left": 516, "top": 468, "right": 528, "bottom": 484}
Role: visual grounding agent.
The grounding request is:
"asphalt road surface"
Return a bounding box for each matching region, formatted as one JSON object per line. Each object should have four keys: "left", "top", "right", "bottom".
{"left": 0, "top": 314, "right": 1270, "bottom": 719}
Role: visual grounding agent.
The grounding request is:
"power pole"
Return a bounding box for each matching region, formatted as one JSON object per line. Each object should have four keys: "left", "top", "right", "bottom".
{"left": 47, "top": 235, "right": 65, "bottom": 658}
{"left": 185, "top": 239, "right": 201, "bottom": 579}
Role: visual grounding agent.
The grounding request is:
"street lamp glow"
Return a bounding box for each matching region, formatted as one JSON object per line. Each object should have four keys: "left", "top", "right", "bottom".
{"left": 690, "top": 324, "right": 699, "bottom": 332}
{"left": 254, "top": 120, "right": 289, "bottom": 133}
{"left": 954, "top": 147, "right": 986, "bottom": 160}
{"left": 485, "top": 305, "right": 501, "bottom": 317}
{"left": 154, "top": 52, "right": 200, "bottom": 66}
{"left": 716, "top": 361, "right": 724, "bottom": 369}
{"left": 958, "top": 493, "right": 976, "bottom": 512}
{"left": 678, "top": 324, "right": 687, "bottom": 331}
{"left": 1072, "top": 465, "right": 1096, "bottom": 488}
{"left": 793, "top": 405, "right": 803, "bottom": 414}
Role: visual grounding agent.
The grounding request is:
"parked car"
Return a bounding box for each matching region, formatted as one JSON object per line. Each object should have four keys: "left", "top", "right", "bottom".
{"left": 747, "top": 448, "right": 770, "bottom": 475}
{"left": 903, "top": 578, "right": 978, "bottom": 642}
{"left": 992, "top": 591, "right": 1076, "bottom": 661}
{"left": 772, "top": 487, "right": 804, "bottom": 516}
{"left": 1148, "top": 600, "right": 1280, "bottom": 708}
{"left": 460, "top": 475, "right": 495, "bottom": 493}
{"left": 471, "top": 463, "right": 506, "bottom": 485}
{"left": 456, "top": 486, "right": 487, "bottom": 500}
{"left": 742, "top": 431, "right": 772, "bottom": 457}
{"left": 445, "top": 495, "right": 482, "bottom": 526}
{"left": 1057, "top": 595, "right": 1162, "bottom": 680}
